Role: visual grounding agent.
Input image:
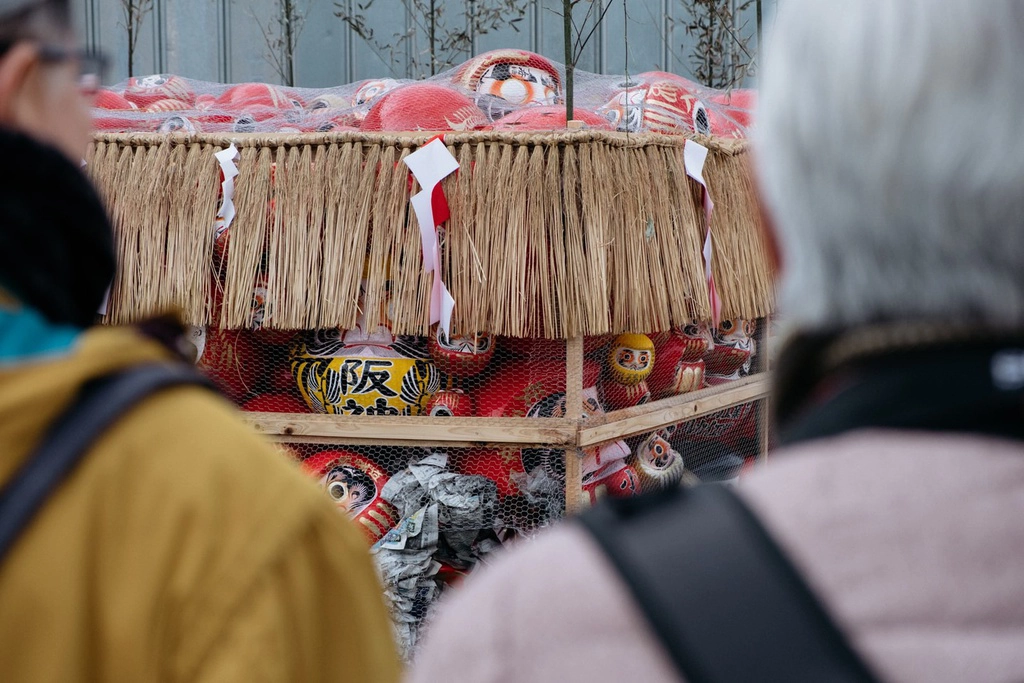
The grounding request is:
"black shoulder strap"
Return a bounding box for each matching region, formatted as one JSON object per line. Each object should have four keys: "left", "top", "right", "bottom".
{"left": 578, "top": 485, "right": 882, "bottom": 683}
{"left": 0, "top": 362, "right": 213, "bottom": 563}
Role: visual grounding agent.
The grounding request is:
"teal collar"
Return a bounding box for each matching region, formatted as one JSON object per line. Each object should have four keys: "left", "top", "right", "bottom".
{"left": 0, "top": 304, "right": 81, "bottom": 366}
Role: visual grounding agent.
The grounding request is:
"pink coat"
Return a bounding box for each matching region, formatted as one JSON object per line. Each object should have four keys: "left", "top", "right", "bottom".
{"left": 408, "top": 430, "right": 1024, "bottom": 682}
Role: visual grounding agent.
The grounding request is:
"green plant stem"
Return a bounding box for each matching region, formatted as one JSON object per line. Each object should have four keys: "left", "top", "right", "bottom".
{"left": 429, "top": 0, "right": 437, "bottom": 76}
{"left": 284, "top": 0, "right": 296, "bottom": 86}
{"left": 563, "top": 0, "right": 573, "bottom": 121}
{"left": 127, "top": 9, "right": 134, "bottom": 77}
{"left": 756, "top": 0, "right": 762, "bottom": 51}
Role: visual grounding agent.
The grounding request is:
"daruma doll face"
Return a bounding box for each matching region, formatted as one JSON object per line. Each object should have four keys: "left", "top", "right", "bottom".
{"left": 477, "top": 63, "right": 559, "bottom": 106}
{"left": 454, "top": 49, "right": 562, "bottom": 106}
{"left": 607, "top": 333, "right": 655, "bottom": 386}
{"left": 301, "top": 450, "right": 398, "bottom": 544}
{"left": 428, "top": 326, "right": 495, "bottom": 379}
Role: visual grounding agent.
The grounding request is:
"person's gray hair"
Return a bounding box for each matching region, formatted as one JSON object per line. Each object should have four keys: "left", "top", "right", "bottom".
{"left": 755, "top": 0, "right": 1024, "bottom": 330}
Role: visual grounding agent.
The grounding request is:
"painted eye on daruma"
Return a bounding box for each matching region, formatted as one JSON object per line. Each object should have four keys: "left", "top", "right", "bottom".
{"left": 327, "top": 481, "right": 347, "bottom": 500}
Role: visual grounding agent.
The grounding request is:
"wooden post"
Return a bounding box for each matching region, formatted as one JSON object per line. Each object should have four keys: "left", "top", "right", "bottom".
{"left": 757, "top": 314, "right": 772, "bottom": 465}
{"left": 565, "top": 336, "right": 585, "bottom": 515}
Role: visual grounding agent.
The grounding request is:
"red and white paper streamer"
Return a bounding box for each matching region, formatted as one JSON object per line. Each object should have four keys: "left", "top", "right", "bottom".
{"left": 404, "top": 137, "right": 459, "bottom": 337}
{"left": 215, "top": 143, "right": 240, "bottom": 231}
{"left": 683, "top": 139, "right": 722, "bottom": 327}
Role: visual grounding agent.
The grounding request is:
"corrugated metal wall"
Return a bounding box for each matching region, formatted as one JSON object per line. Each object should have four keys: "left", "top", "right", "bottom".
{"left": 77, "top": 0, "right": 774, "bottom": 87}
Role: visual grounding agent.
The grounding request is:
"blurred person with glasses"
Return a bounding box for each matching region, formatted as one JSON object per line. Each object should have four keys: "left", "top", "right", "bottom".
{"left": 0, "top": 1, "right": 400, "bottom": 681}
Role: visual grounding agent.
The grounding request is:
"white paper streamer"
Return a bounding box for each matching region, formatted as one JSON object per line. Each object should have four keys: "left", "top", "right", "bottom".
{"left": 404, "top": 138, "right": 460, "bottom": 337}
{"left": 683, "top": 139, "right": 722, "bottom": 326}
{"left": 410, "top": 190, "right": 438, "bottom": 272}
{"left": 97, "top": 285, "right": 110, "bottom": 316}
{"left": 214, "top": 143, "right": 240, "bottom": 232}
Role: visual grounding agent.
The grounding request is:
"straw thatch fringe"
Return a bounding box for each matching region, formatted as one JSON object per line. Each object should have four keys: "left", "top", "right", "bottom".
{"left": 266, "top": 145, "right": 307, "bottom": 328}
{"left": 703, "top": 151, "right": 774, "bottom": 322}
{"left": 327, "top": 142, "right": 377, "bottom": 330}
{"left": 484, "top": 143, "right": 517, "bottom": 336}
{"left": 524, "top": 145, "right": 549, "bottom": 339}
{"left": 85, "top": 140, "right": 221, "bottom": 325}
{"left": 442, "top": 143, "right": 476, "bottom": 338}
{"left": 92, "top": 130, "right": 770, "bottom": 338}
{"left": 362, "top": 146, "right": 406, "bottom": 333}
{"left": 661, "top": 146, "right": 711, "bottom": 323}
{"left": 108, "top": 145, "right": 156, "bottom": 325}
{"left": 94, "top": 129, "right": 749, "bottom": 154}
{"left": 222, "top": 146, "right": 273, "bottom": 328}
{"left": 317, "top": 142, "right": 349, "bottom": 328}
{"left": 542, "top": 144, "right": 569, "bottom": 339}
{"left": 575, "top": 143, "right": 611, "bottom": 337}
{"left": 166, "top": 143, "right": 221, "bottom": 324}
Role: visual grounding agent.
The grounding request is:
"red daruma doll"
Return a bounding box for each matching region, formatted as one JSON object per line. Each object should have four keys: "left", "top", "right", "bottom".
{"left": 300, "top": 450, "right": 399, "bottom": 544}
{"left": 453, "top": 49, "right": 562, "bottom": 106}
{"left": 597, "top": 73, "right": 709, "bottom": 135}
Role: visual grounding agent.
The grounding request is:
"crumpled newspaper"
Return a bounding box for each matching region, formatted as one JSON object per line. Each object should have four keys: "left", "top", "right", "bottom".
{"left": 373, "top": 505, "right": 441, "bottom": 656}
{"left": 511, "top": 464, "right": 565, "bottom": 522}
{"left": 372, "top": 451, "right": 500, "bottom": 658}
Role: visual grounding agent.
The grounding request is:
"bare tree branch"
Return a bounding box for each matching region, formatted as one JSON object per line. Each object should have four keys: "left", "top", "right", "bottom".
{"left": 120, "top": 0, "right": 154, "bottom": 77}
{"left": 336, "top": 0, "right": 528, "bottom": 80}
{"left": 677, "top": 0, "right": 757, "bottom": 89}
{"left": 249, "top": 0, "right": 313, "bottom": 86}
{"left": 572, "top": 0, "right": 614, "bottom": 63}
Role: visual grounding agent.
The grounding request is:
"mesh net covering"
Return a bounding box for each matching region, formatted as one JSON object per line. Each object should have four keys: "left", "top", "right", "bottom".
{"left": 96, "top": 47, "right": 768, "bottom": 659}
{"left": 274, "top": 442, "right": 566, "bottom": 657}
{"left": 191, "top": 314, "right": 766, "bottom": 656}
{"left": 94, "top": 49, "right": 754, "bottom": 137}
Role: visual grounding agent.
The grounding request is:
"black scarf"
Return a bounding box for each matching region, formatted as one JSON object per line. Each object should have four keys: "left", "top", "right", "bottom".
{"left": 0, "top": 128, "right": 115, "bottom": 327}
{"left": 774, "top": 323, "right": 1024, "bottom": 447}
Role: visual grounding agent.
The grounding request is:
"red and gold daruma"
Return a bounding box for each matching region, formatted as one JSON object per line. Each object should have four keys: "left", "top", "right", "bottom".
{"left": 300, "top": 449, "right": 399, "bottom": 544}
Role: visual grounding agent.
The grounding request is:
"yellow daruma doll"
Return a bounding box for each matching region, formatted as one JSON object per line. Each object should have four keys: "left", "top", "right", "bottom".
{"left": 606, "top": 333, "right": 655, "bottom": 387}
{"left": 290, "top": 323, "right": 439, "bottom": 416}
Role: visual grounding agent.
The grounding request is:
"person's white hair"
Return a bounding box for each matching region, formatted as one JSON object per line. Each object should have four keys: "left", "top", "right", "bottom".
{"left": 755, "top": 0, "right": 1024, "bottom": 329}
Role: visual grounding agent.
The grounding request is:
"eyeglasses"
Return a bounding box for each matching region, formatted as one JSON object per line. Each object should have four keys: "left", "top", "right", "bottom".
{"left": 36, "top": 45, "right": 109, "bottom": 94}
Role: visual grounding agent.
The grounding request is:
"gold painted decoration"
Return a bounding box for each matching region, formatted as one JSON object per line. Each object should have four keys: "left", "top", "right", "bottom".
{"left": 291, "top": 323, "right": 439, "bottom": 416}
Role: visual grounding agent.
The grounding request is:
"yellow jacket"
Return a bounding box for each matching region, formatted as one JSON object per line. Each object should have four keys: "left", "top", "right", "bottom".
{"left": 0, "top": 324, "right": 400, "bottom": 682}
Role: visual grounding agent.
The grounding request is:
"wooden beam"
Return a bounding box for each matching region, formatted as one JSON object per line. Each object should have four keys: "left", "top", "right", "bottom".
{"left": 564, "top": 336, "right": 585, "bottom": 515}
{"left": 244, "top": 413, "right": 578, "bottom": 448}
{"left": 269, "top": 434, "right": 541, "bottom": 449}
{"left": 578, "top": 375, "right": 771, "bottom": 447}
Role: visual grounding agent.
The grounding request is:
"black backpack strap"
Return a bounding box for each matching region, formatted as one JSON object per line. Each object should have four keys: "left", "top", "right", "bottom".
{"left": 578, "top": 485, "right": 882, "bottom": 683}
{"left": 0, "top": 362, "right": 213, "bottom": 563}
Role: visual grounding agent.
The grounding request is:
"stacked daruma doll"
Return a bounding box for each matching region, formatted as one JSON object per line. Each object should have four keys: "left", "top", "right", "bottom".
{"left": 300, "top": 449, "right": 399, "bottom": 543}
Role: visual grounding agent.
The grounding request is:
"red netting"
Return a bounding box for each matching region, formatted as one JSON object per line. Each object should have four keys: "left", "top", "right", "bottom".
{"left": 93, "top": 49, "right": 754, "bottom": 137}
{"left": 273, "top": 441, "right": 563, "bottom": 655}
{"left": 190, "top": 315, "right": 766, "bottom": 657}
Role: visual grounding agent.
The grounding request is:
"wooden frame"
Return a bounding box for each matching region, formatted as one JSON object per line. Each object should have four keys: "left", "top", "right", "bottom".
{"left": 564, "top": 336, "right": 585, "bottom": 514}
{"left": 577, "top": 375, "right": 770, "bottom": 448}
{"left": 246, "top": 414, "right": 578, "bottom": 448}
{"left": 249, "top": 331, "right": 772, "bottom": 515}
